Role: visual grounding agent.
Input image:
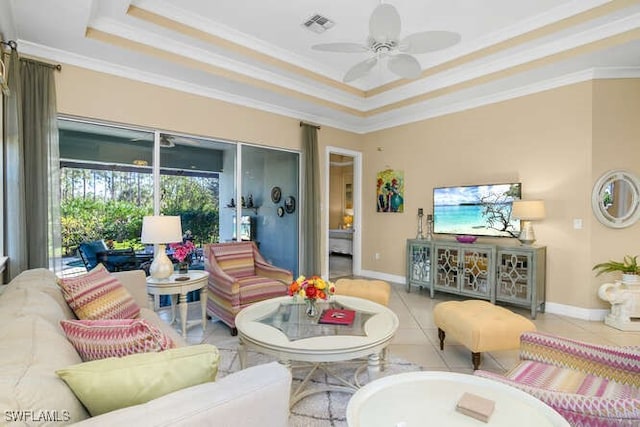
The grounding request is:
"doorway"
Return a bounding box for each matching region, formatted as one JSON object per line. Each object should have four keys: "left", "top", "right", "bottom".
{"left": 324, "top": 147, "right": 361, "bottom": 280}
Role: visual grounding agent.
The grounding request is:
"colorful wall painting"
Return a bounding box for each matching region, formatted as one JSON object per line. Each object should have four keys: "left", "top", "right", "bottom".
{"left": 376, "top": 169, "right": 404, "bottom": 213}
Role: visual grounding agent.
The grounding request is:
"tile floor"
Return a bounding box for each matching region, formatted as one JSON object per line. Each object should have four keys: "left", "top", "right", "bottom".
{"left": 174, "top": 280, "right": 640, "bottom": 376}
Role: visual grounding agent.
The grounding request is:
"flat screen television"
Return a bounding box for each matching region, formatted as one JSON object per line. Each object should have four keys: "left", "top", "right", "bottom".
{"left": 433, "top": 183, "right": 522, "bottom": 237}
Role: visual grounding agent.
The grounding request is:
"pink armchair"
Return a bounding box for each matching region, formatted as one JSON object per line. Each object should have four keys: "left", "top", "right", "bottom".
{"left": 204, "top": 242, "right": 292, "bottom": 335}
{"left": 475, "top": 331, "right": 640, "bottom": 426}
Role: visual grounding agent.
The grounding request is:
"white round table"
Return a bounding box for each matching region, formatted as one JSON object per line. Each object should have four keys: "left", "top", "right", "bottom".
{"left": 146, "top": 270, "right": 208, "bottom": 338}
{"left": 347, "top": 371, "right": 569, "bottom": 427}
{"left": 235, "top": 295, "right": 399, "bottom": 405}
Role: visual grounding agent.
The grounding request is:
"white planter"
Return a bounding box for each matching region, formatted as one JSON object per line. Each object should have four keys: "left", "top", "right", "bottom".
{"left": 622, "top": 273, "right": 640, "bottom": 286}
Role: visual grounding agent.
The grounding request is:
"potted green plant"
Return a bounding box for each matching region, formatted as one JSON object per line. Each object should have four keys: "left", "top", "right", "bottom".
{"left": 593, "top": 255, "right": 640, "bottom": 285}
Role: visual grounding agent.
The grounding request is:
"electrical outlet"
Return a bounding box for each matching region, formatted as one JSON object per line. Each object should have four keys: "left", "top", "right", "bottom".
{"left": 573, "top": 218, "right": 583, "bottom": 229}
{"left": 375, "top": 252, "right": 381, "bottom": 260}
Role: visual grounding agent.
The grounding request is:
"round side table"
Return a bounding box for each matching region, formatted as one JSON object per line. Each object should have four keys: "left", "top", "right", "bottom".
{"left": 146, "top": 271, "right": 209, "bottom": 338}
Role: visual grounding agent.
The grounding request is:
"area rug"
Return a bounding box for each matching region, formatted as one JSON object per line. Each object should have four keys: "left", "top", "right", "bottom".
{"left": 214, "top": 338, "right": 423, "bottom": 427}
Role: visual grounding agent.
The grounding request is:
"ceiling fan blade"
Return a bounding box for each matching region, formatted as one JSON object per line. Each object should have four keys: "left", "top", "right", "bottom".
{"left": 312, "top": 43, "right": 369, "bottom": 53}
{"left": 369, "top": 3, "right": 401, "bottom": 42}
{"left": 343, "top": 57, "right": 378, "bottom": 83}
{"left": 387, "top": 54, "right": 422, "bottom": 79}
{"left": 399, "top": 31, "right": 461, "bottom": 54}
{"left": 160, "top": 134, "right": 201, "bottom": 147}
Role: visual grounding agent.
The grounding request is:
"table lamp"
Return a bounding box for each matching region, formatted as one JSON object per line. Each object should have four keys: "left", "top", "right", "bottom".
{"left": 141, "top": 215, "right": 182, "bottom": 279}
{"left": 343, "top": 208, "right": 354, "bottom": 229}
{"left": 511, "top": 200, "right": 545, "bottom": 245}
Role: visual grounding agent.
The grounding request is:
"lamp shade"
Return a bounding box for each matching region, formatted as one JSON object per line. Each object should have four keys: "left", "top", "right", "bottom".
{"left": 141, "top": 216, "right": 182, "bottom": 244}
{"left": 511, "top": 200, "right": 546, "bottom": 220}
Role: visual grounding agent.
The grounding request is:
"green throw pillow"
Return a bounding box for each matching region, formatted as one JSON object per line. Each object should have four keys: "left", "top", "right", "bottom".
{"left": 56, "top": 344, "right": 219, "bottom": 416}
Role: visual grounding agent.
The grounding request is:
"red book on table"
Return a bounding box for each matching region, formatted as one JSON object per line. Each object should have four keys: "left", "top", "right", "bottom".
{"left": 319, "top": 308, "right": 356, "bottom": 325}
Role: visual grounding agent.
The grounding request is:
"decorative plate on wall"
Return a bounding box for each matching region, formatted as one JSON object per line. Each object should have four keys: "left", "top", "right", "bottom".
{"left": 271, "top": 186, "right": 282, "bottom": 203}
{"left": 284, "top": 196, "right": 296, "bottom": 214}
{"left": 277, "top": 206, "right": 285, "bottom": 217}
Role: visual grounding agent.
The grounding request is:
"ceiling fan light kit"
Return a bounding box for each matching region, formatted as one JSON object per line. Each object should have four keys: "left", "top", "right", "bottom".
{"left": 311, "top": 3, "right": 461, "bottom": 83}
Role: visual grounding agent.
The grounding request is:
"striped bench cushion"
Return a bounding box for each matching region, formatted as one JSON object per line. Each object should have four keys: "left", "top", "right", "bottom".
{"left": 507, "top": 360, "right": 640, "bottom": 399}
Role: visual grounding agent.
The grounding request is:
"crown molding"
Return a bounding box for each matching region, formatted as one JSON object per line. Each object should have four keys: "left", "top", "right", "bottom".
{"left": 423, "top": 0, "right": 612, "bottom": 73}
{"left": 17, "top": 40, "right": 365, "bottom": 133}
{"left": 362, "top": 69, "right": 600, "bottom": 133}
{"left": 89, "top": 18, "right": 368, "bottom": 111}
{"left": 132, "top": 0, "right": 343, "bottom": 84}
{"left": 592, "top": 66, "right": 640, "bottom": 78}
{"left": 17, "top": 41, "right": 640, "bottom": 135}
{"left": 365, "top": 11, "right": 640, "bottom": 109}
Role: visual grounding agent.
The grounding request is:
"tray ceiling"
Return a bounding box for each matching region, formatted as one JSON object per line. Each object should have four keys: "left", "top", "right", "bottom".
{"left": 2, "top": 0, "right": 640, "bottom": 133}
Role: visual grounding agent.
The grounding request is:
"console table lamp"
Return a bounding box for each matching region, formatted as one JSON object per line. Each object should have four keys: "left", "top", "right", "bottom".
{"left": 511, "top": 200, "right": 545, "bottom": 245}
{"left": 141, "top": 215, "right": 182, "bottom": 280}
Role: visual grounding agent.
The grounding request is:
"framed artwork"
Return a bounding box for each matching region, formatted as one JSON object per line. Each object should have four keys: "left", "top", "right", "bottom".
{"left": 376, "top": 169, "right": 404, "bottom": 213}
{"left": 271, "top": 186, "right": 282, "bottom": 203}
{"left": 284, "top": 196, "right": 296, "bottom": 214}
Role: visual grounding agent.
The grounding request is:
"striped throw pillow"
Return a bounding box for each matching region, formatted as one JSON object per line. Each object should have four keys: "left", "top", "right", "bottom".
{"left": 60, "top": 318, "right": 175, "bottom": 361}
{"left": 57, "top": 264, "right": 140, "bottom": 320}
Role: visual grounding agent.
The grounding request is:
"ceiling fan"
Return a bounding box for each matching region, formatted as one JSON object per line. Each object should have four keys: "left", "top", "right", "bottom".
{"left": 131, "top": 134, "right": 202, "bottom": 148}
{"left": 312, "top": 3, "right": 461, "bottom": 83}
{"left": 160, "top": 134, "right": 204, "bottom": 148}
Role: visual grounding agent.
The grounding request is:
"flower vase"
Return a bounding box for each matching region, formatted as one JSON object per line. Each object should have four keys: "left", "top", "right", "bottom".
{"left": 305, "top": 299, "right": 318, "bottom": 318}
{"left": 178, "top": 262, "right": 189, "bottom": 274}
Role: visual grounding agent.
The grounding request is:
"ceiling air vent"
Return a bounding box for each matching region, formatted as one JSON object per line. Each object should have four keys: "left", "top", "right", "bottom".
{"left": 302, "top": 14, "right": 335, "bottom": 34}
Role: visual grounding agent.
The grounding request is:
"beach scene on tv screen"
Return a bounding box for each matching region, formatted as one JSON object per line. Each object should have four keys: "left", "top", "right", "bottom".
{"left": 434, "top": 183, "right": 521, "bottom": 237}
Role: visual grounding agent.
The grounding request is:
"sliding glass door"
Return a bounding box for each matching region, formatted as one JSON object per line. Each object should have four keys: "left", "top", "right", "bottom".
{"left": 57, "top": 118, "right": 298, "bottom": 277}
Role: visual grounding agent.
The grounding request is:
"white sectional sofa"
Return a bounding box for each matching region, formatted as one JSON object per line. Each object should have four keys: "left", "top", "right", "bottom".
{"left": 0, "top": 268, "right": 291, "bottom": 426}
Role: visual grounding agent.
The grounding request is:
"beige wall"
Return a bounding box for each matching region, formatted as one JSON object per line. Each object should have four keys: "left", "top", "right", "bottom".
{"left": 54, "top": 64, "right": 639, "bottom": 310}
{"left": 590, "top": 79, "right": 640, "bottom": 306}
{"left": 363, "top": 82, "right": 596, "bottom": 308}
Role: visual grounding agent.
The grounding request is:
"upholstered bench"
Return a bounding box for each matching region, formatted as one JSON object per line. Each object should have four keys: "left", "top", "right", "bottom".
{"left": 433, "top": 300, "right": 536, "bottom": 370}
{"left": 335, "top": 278, "right": 391, "bottom": 306}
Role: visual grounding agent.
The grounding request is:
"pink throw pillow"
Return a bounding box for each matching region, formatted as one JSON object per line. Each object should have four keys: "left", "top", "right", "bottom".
{"left": 57, "top": 264, "right": 140, "bottom": 320}
{"left": 60, "top": 318, "right": 175, "bottom": 361}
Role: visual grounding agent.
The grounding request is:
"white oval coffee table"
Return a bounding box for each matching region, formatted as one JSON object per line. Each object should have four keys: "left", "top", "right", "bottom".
{"left": 235, "top": 295, "right": 399, "bottom": 405}
{"left": 347, "top": 371, "right": 569, "bottom": 427}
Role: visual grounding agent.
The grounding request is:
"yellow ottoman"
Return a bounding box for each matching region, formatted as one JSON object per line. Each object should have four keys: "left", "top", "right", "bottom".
{"left": 433, "top": 300, "right": 536, "bottom": 370}
{"left": 335, "top": 279, "right": 391, "bottom": 306}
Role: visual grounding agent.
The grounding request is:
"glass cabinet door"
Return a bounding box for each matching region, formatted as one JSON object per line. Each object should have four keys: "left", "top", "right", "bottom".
{"left": 496, "top": 251, "right": 532, "bottom": 302}
{"left": 460, "top": 248, "right": 492, "bottom": 298}
{"left": 407, "top": 242, "right": 431, "bottom": 291}
{"left": 434, "top": 246, "right": 460, "bottom": 291}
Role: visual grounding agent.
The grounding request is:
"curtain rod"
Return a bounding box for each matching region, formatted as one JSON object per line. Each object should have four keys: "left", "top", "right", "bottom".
{"left": 299, "top": 121, "right": 321, "bottom": 130}
{"left": 1, "top": 40, "right": 17, "bottom": 50}
{"left": 21, "top": 57, "right": 62, "bottom": 71}
{"left": 1, "top": 40, "right": 62, "bottom": 71}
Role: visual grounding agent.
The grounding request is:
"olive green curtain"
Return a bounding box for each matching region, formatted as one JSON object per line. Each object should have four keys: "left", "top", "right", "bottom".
{"left": 3, "top": 50, "right": 60, "bottom": 280}
{"left": 301, "top": 124, "right": 320, "bottom": 275}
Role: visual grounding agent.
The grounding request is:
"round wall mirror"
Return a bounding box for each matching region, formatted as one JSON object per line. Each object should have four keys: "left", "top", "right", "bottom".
{"left": 591, "top": 170, "right": 640, "bottom": 228}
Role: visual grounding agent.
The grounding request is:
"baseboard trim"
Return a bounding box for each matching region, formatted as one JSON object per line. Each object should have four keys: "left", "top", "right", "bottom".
{"left": 544, "top": 302, "right": 608, "bottom": 321}
{"left": 358, "top": 270, "right": 609, "bottom": 321}
{"left": 358, "top": 269, "right": 406, "bottom": 285}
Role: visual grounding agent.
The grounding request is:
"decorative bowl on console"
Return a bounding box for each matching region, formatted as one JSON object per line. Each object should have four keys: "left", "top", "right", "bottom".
{"left": 455, "top": 235, "right": 477, "bottom": 244}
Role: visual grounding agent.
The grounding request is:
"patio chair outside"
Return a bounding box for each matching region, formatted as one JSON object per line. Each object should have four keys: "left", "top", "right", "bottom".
{"left": 77, "top": 240, "right": 140, "bottom": 272}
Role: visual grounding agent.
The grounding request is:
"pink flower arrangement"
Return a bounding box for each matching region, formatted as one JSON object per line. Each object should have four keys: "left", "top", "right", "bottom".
{"left": 169, "top": 241, "right": 195, "bottom": 262}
